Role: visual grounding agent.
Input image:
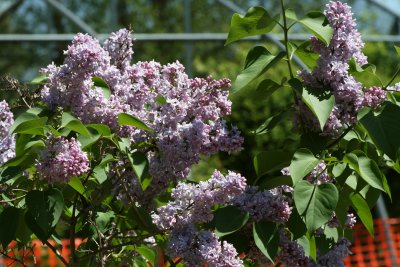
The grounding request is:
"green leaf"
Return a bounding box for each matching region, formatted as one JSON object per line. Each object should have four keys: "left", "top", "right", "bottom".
{"left": 350, "top": 193, "right": 374, "bottom": 236}
{"left": 297, "top": 236, "right": 310, "bottom": 257}
{"left": 127, "top": 151, "right": 152, "bottom": 191}
{"left": 254, "top": 109, "right": 291, "bottom": 135}
{"left": 232, "top": 47, "right": 285, "bottom": 93}
{"left": 298, "top": 12, "right": 333, "bottom": 45}
{"left": 155, "top": 95, "right": 167, "bottom": 105}
{"left": 9, "top": 112, "right": 47, "bottom": 135}
{"left": 118, "top": 113, "right": 153, "bottom": 132}
{"left": 60, "top": 112, "right": 91, "bottom": 138}
{"left": 254, "top": 150, "right": 292, "bottom": 177}
{"left": 287, "top": 208, "right": 307, "bottom": 240}
{"left": 395, "top": 45, "right": 400, "bottom": 56}
{"left": 289, "top": 148, "right": 318, "bottom": 185}
{"left": 256, "top": 79, "right": 282, "bottom": 100}
{"left": 0, "top": 207, "right": 21, "bottom": 247}
{"left": 301, "top": 86, "right": 335, "bottom": 130}
{"left": 293, "top": 41, "right": 319, "bottom": 69}
{"left": 360, "top": 103, "right": 400, "bottom": 160}
{"left": 30, "top": 74, "right": 47, "bottom": 84}
{"left": 358, "top": 157, "right": 385, "bottom": 192}
{"left": 96, "top": 211, "right": 115, "bottom": 232}
{"left": 25, "top": 189, "right": 65, "bottom": 241}
{"left": 136, "top": 245, "right": 156, "bottom": 263}
{"left": 294, "top": 181, "right": 338, "bottom": 233}
{"left": 68, "top": 176, "right": 88, "bottom": 199}
{"left": 215, "top": 205, "right": 249, "bottom": 237}
{"left": 225, "top": 6, "right": 278, "bottom": 45}
{"left": 253, "top": 221, "right": 279, "bottom": 263}
{"left": 92, "top": 76, "right": 111, "bottom": 99}
{"left": 86, "top": 124, "right": 112, "bottom": 137}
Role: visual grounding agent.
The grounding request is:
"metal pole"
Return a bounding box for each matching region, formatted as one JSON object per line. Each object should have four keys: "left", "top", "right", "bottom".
{"left": 184, "top": 0, "right": 193, "bottom": 77}
{"left": 44, "top": 0, "right": 97, "bottom": 36}
{"left": 376, "top": 195, "right": 398, "bottom": 266}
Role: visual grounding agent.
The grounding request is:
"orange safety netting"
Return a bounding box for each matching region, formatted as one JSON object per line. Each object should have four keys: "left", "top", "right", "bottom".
{"left": 2, "top": 219, "right": 400, "bottom": 267}
{"left": 0, "top": 239, "right": 84, "bottom": 266}
{"left": 345, "top": 218, "right": 400, "bottom": 266}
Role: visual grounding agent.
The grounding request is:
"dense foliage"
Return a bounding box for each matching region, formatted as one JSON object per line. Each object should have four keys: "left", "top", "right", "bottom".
{"left": 1, "top": 1, "right": 400, "bottom": 266}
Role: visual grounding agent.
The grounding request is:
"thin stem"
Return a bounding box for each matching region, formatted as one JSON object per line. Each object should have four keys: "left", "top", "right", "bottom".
{"left": 44, "top": 240, "right": 69, "bottom": 266}
{"left": 0, "top": 194, "right": 26, "bottom": 203}
{"left": 384, "top": 65, "right": 400, "bottom": 89}
{"left": 0, "top": 250, "right": 28, "bottom": 267}
{"left": 280, "top": 0, "right": 294, "bottom": 79}
{"left": 69, "top": 196, "right": 78, "bottom": 266}
{"left": 326, "top": 125, "right": 354, "bottom": 149}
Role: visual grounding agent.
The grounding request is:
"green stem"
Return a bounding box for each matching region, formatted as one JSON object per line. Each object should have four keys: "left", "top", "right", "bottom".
{"left": 384, "top": 65, "right": 400, "bottom": 89}
{"left": 326, "top": 125, "right": 353, "bottom": 149}
{"left": 280, "top": 0, "right": 294, "bottom": 80}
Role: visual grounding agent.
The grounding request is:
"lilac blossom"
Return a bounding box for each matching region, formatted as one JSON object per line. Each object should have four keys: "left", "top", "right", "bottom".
{"left": 316, "top": 238, "right": 352, "bottom": 267}
{"left": 279, "top": 230, "right": 310, "bottom": 267}
{"left": 167, "top": 225, "right": 243, "bottom": 267}
{"left": 36, "top": 136, "right": 89, "bottom": 183}
{"left": 40, "top": 30, "right": 243, "bottom": 203}
{"left": 231, "top": 186, "right": 292, "bottom": 223}
{"left": 362, "top": 86, "right": 386, "bottom": 109}
{"left": 0, "top": 100, "right": 15, "bottom": 164}
{"left": 328, "top": 212, "right": 357, "bottom": 229}
{"left": 152, "top": 170, "right": 246, "bottom": 230}
{"left": 298, "top": 1, "right": 367, "bottom": 137}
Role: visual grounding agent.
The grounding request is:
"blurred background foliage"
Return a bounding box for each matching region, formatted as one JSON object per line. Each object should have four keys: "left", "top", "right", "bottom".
{"left": 2, "top": 0, "right": 400, "bottom": 215}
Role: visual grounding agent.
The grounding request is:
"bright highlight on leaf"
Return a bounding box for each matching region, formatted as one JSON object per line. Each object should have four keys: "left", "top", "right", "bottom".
{"left": 118, "top": 113, "right": 154, "bottom": 132}
{"left": 225, "top": 6, "right": 278, "bottom": 45}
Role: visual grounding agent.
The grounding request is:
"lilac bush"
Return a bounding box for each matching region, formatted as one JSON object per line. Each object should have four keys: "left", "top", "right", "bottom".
{"left": 0, "top": 1, "right": 398, "bottom": 266}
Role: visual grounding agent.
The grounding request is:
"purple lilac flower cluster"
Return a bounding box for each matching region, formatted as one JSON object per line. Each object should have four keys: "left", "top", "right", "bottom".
{"left": 167, "top": 225, "right": 243, "bottom": 267}
{"left": 327, "top": 212, "right": 357, "bottom": 229}
{"left": 41, "top": 29, "right": 243, "bottom": 201}
{"left": 279, "top": 230, "right": 352, "bottom": 267}
{"left": 152, "top": 170, "right": 246, "bottom": 230}
{"left": 230, "top": 186, "right": 292, "bottom": 223}
{"left": 0, "top": 100, "right": 15, "bottom": 164}
{"left": 362, "top": 86, "right": 386, "bottom": 109}
{"left": 36, "top": 136, "right": 89, "bottom": 183}
{"left": 152, "top": 171, "right": 245, "bottom": 266}
{"left": 316, "top": 238, "right": 352, "bottom": 267}
{"left": 298, "top": 1, "right": 368, "bottom": 137}
{"left": 279, "top": 230, "right": 310, "bottom": 267}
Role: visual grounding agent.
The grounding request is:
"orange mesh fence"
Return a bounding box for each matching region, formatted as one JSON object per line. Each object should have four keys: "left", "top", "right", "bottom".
{"left": 2, "top": 220, "right": 400, "bottom": 267}
{"left": 0, "top": 239, "right": 84, "bottom": 266}
{"left": 345, "top": 218, "right": 400, "bottom": 266}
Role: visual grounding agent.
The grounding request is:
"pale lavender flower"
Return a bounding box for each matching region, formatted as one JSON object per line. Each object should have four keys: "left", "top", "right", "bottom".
{"left": 345, "top": 212, "right": 356, "bottom": 229}
{"left": 0, "top": 100, "right": 15, "bottom": 164}
{"left": 36, "top": 136, "right": 89, "bottom": 183}
{"left": 40, "top": 30, "right": 243, "bottom": 202}
{"left": 167, "top": 225, "right": 243, "bottom": 267}
{"left": 279, "top": 230, "right": 310, "bottom": 267}
{"left": 298, "top": 1, "right": 366, "bottom": 137}
{"left": 231, "top": 186, "right": 292, "bottom": 223}
{"left": 316, "top": 238, "right": 352, "bottom": 267}
{"left": 152, "top": 170, "right": 246, "bottom": 230}
{"left": 362, "top": 86, "right": 386, "bottom": 109}
{"left": 103, "top": 28, "right": 133, "bottom": 71}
